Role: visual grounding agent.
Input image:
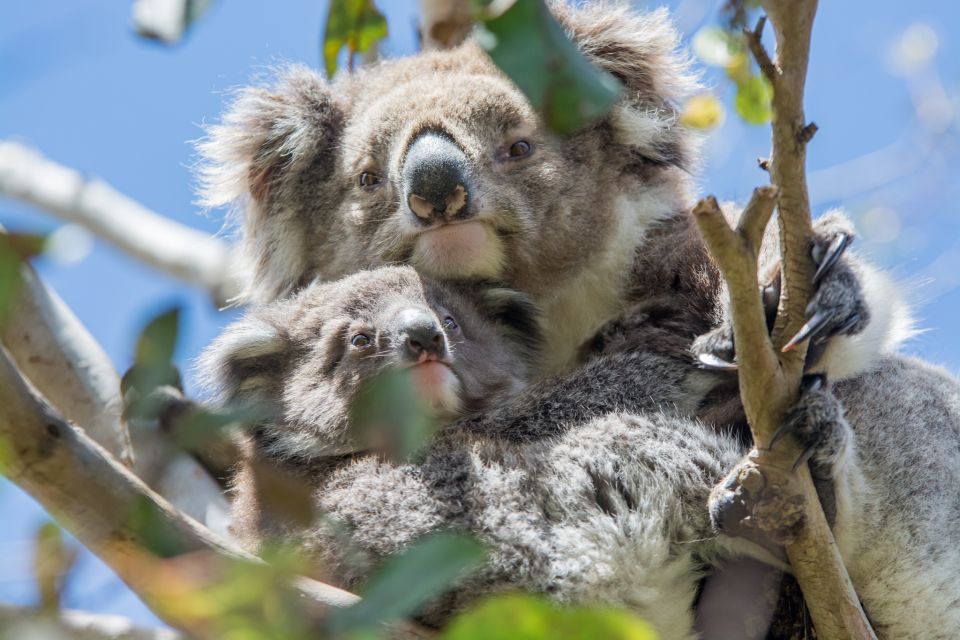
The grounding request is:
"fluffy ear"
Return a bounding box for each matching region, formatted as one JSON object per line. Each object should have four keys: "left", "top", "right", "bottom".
{"left": 197, "top": 311, "right": 290, "bottom": 407}
{"left": 552, "top": 2, "right": 697, "bottom": 107}
{"left": 552, "top": 2, "right": 700, "bottom": 167}
{"left": 195, "top": 64, "right": 344, "bottom": 211}
{"left": 476, "top": 287, "right": 543, "bottom": 360}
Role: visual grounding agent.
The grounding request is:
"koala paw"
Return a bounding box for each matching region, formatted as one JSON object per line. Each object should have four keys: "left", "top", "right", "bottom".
{"left": 768, "top": 374, "right": 852, "bottom": 481}
{"left": 693, "top": 214, "right": 871, "bottom": 372}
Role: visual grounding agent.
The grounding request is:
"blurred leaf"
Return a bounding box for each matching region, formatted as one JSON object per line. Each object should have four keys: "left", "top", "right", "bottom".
{"left": 170, "top": 401, "right": 272, "bottom": 453}
{"left": 123, "top": 306, "right": 182, "bottom": 419}
{"left": 443, "top": 593, "right": 658, "bottom": 640}
{"left": 476, "top": 0, "right": 622, "bottom": 134}
{"left": 691, "top": 26, "right": 734, "bottom": 67}
{"left": 351, "top": 369, "right": 437, "bottom": 461}
{"left": 125, "top": 496, "right": 193, "bottom": 557}
{"left": 32, "top": 522, "right": 77, "bottom": 613}
{"left": 323, "top": 0, "right": 388, "bottom": 78}
{"left": 734, "top": 74, "right": 773, "bottom": 125}
{"left": 247, "top": 457, "right": 317, "bottom": 530}
{"left": 327, "top": 532, "right": 487, "bottom": 633}
{"left": 681, "top": 94, "right": 725, "bottom": 130}
{"left": 0, "top": 231, "right": 46, "bottom": 325}
{"left": 723, "top": 51, "right": 751, "bottom": 85}
{"left": 132, "top": 0, "right": 215, "bottom": 43}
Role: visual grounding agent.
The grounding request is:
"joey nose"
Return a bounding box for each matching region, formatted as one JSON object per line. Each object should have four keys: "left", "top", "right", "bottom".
{"left": 403, "top": 132, "right": 471, "bottom": 224}
{"left": 395, "top": 308, "right": 446, "bottom": 362}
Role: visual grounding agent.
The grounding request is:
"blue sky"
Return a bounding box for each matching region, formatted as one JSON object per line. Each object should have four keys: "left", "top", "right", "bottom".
{"left": 1, "top": 0, "right": 958, "bottom": 628}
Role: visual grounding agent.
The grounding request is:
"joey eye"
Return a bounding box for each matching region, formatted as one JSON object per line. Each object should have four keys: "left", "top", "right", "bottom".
{"left": 359, "top": 171, "right": 382, "bottom": 188}
{"left": 351, "top": 333, "right": 372, "bottom": 349}
{"left": 507, "top": 140, "right": 533, "bottom": 159}
{"left": 442, "top": 316, "right": 459, "bottom": 332}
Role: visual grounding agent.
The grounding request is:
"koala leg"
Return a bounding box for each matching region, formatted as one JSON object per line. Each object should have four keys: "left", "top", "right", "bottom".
{"left": 692, "top": 211, "right": 911, "bottom": 380}
{"left": 707, "top": 375, "right": 853, "bottom": 546}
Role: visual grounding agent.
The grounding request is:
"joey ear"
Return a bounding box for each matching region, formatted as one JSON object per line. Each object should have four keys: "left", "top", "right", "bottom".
{"left": 196, "top": 64, "right": 344, "bottom": 211}
{"left": 477, "top": 288, "right": 543, "bottom": 355}
{"left": 197, "top": 312, "right": 289, "bottom": 405}
{"left": 551, "top": 3, "right": 697, "bottom": 108}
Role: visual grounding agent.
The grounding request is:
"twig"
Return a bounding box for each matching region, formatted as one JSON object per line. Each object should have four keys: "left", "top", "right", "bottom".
{"left": 0, "top": 604, "right": 184, "bottom": 640}
{"left": 0, "top": 141, "right": 240, "bottom": 306}
{"left": 0, "top": 348, "right": 433, "bottom": 639}
{"left": 695, "top": 0, "right": 878, "bottom": 637}
{"left": 743, "top": 16, "right": 778, "bottom": 84}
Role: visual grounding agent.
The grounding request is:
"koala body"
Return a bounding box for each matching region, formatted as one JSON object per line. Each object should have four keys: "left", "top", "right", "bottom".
{"left": 202, "top": 266, "right": 960, "bottom": 639}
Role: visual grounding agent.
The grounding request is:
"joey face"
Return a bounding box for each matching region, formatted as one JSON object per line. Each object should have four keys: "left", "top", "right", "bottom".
{"left": 199, "top": 5, "right": 699, "bottom": 306}
{"left": 201, "top": 266, "right": 539, "bottom": 461}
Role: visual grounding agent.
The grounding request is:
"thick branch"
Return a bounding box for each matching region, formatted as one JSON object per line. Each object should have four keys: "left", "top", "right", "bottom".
{"left": 0, "top": 349, "right": 432, "bottom": 639}
{"left": 3, "top": 260, "right": 133, "bottom": 464}
{"left": 0, "top": 604, "right": 183, "bottom": 640}
{"left": 698, "top": 1, "right": 877, "bottom": 637}
{"left": 0, "top": 142, "right": 240, "bottom": 306}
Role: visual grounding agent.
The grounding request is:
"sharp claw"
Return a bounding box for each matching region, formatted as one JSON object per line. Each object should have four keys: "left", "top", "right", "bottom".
{"left": 782, "top": 309, "right": 831, "bottom": 352}
{"left": 801, "top": 373, "right": 826, "bottom": 392}
{"left": 768, "top": 421, "right": 791, "bottom": 450}
{"left": 792, "top": 443, "right": 818, "bottom": 472}
{"left": 697, "top": 352, "right": 739, "bottom": 371}
{"left": 833, "top": 313, "right": 862, "bottom": 336}
{"left": 813, "top": 233, "right": 851, "bottom": 284}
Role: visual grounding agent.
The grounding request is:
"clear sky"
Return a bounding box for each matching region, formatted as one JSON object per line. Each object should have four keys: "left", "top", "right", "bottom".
{"left": 1, "top": 0, "right": 958, "bottom": 628}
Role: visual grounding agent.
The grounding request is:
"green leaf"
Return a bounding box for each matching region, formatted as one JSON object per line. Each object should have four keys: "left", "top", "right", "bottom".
{"left": 0, "top": 231, "right": 46, "bottom": 325}
{"left": 327, "top": 533, "right": 487, "bottom": 633}
{"left": 350, "top": 369, "right": 438, "bottom": 461}
{"left": 124, "top": 306, "right": 182, "bottom": 418}
{"left": 734, "top": 74, "right": 773, "bottom": 125}
{"left": 322, "top": 0, "right": 388, "bottom": 78}
{"left": 476, "top": 0, "right": 622, "bottom": 134}
{"left": 442, "top": 593, "right": 658, "bottom": 640}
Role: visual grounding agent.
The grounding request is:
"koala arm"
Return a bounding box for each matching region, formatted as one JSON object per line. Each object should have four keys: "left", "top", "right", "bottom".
{"left": 694, "top": 210, "right": 914, "bottom": 381}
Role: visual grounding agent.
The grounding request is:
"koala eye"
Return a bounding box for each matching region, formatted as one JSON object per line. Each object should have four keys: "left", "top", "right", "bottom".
{"left": 358, "top": 171, "right": 382, "bottom": 188}
{"left": 442, "top": 316, "right": 459, "bottom": 332}
{"left": 507, "top": 140, "right": 533, "bottom": 159}
{"left": 351, "top": 333, "right": 373, "bottom": 349}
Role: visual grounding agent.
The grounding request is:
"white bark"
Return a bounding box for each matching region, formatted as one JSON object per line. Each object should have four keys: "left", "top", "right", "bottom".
{"left": 0, "top": 605, "right": 183, "bottom": 640}
{"left": 0, "top": 141, "right": 240, "bottom": 306}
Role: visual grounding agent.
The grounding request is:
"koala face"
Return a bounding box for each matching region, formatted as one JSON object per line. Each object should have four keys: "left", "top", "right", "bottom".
{"left": 199, "top": 266, "right": 539, "bottom": 462}
{"left": 198, "top": 4, "right": 699, "bottom": 308}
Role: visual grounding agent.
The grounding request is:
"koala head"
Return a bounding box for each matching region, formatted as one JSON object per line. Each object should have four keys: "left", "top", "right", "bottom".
{"left": 199, "top": 266, "right": 539, "bottom": 462}
{"left": 197, "top": 2, "right": 698, "bottom": 305}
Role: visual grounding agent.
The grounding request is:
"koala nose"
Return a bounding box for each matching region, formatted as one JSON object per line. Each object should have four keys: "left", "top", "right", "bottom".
{"left": 403, "top": 132, "right": 471, "bottom": 225}
{"left": 395, "top": 308, "right": 446, "bottom": 362}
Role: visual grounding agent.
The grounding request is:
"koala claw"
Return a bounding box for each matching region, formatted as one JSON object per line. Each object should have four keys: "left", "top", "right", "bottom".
{"left": 812, "top": 231, "right": 851, "bottom": 284}
{"left": 767, "top": 374, "right": 849, "bottom": 479}
{"left": 696, "top": 351, "right": 738, "bottom": 371}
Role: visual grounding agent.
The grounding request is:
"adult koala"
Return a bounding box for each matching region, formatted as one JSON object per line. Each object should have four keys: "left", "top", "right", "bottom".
{"left": 197, "top": 1, "right": 910, "bottom": 378}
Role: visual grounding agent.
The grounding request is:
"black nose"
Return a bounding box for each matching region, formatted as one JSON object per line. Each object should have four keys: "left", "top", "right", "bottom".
{"left": 395, "top": 308, "right": 446, "bottom": 362}
{"left": 403, "top": 132, "right": 471, "bottom": 224}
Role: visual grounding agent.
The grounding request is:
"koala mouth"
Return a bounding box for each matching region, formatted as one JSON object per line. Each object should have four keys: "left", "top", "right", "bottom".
{"left": 413, "top": 221, "right": 504, "bottom": 280}
{"left": 407, "top": 360, "right": 462, "bottom": 418}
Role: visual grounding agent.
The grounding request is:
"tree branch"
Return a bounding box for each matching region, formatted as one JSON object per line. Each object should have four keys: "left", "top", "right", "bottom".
{"left": 695, "top": 1, "right": 877, "bottom": 637}
{"left": 743, "top": 16, "right": 777, "bottom": 85}
{"left": 0, "top": 604, "right": 184, "bottom": 640}
{"left": 0, "top": 142, "right": 240, "bottom": 306}
{"left": 0, "top": 348, "right": 433, "bottom": 639}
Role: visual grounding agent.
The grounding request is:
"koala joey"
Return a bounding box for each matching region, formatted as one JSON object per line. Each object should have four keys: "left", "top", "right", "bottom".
{"left": 201, "top": 266, "right": 960, "bottom": 639}
{"left": 197, "top": 1, "right": 910, "bottom": 380}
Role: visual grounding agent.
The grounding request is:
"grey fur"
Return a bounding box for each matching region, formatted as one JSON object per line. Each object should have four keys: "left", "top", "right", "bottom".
{"left": 202, "top": 267, "right": 960, "bottom": 639}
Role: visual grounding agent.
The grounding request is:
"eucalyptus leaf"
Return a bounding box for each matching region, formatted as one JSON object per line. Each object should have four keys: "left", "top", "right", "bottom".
{"left": 442, "top": 593, "right": 658, "bottom": 640}
{"left": 0, "top": 231, "right": 46, "bottom": 325}
{"left": 681, "top": 93, "right": 725, "bottom": 130}
{"left": 323, "top": 0, "right": 388, "bottom": 78}
{"left": 123, "top": 306, "right": 183, "bottom": 419}
{"left": 350, "top": 368, "right": 438, "bottom": 461}
{"left": 476, "top": 0, "right": 622, "bottom": 134}
{"left": 735, "top": 73, "right": 773, "bottom": 125}
{"left": 327, "top": 532, "right": 487, "bottom": 633}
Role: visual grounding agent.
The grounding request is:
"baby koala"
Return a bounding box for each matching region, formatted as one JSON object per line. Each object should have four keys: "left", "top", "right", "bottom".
{"left": 202, "top": 265, "right": 960, "bottom": 640}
